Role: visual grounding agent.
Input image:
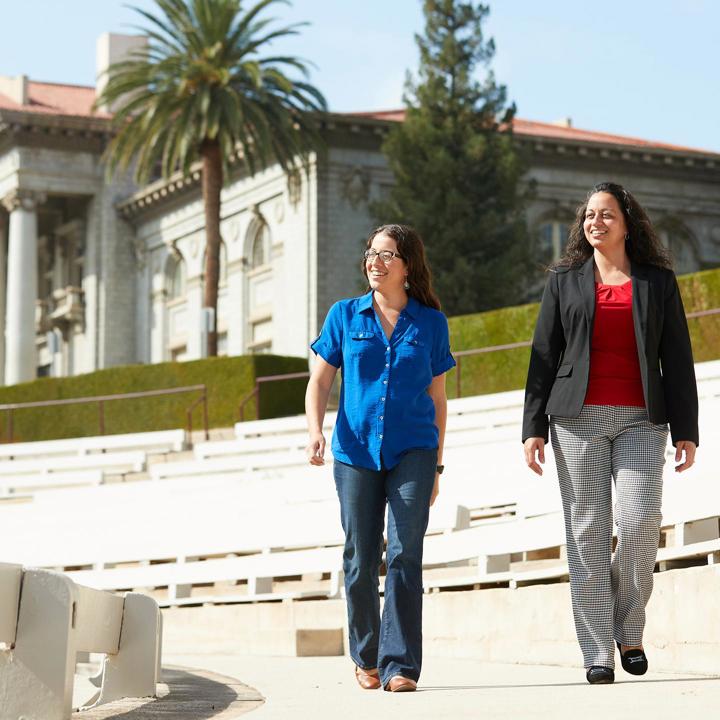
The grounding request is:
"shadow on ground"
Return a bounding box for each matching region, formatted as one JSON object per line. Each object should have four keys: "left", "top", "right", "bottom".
{"left": 80, "top": 665, "right": 264, "bottom": 719}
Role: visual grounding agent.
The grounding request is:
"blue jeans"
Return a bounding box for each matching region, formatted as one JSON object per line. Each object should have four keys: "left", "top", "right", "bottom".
{"left": 333, "top": 448, "right": 437, "bottom": 686}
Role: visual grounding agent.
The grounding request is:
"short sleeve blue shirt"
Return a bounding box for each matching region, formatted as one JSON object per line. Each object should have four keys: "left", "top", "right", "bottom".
{"left": 311, "top": 291, "right": 456, "bottom": 471}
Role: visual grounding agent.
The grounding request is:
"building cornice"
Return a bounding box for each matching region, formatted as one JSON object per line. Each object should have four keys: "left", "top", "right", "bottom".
{"left": 115, "top": 111, "right": 720, "bottom": 221}
{"left": 0, "top": 108, "right": 112, "bottom": 139}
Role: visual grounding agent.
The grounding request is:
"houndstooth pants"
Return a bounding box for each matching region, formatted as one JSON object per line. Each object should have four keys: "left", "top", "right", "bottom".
{"left": 550, "top": 405, "right": 668, "bottom": 669}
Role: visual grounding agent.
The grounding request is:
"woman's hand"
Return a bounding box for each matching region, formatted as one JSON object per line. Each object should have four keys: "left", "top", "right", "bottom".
{"left": 524, "top": 437, "right": 546, "bottom": 476}
{"left": 674, "top": 440, "right": 697, "bottom": 472}
{"left": 430, "top": 472, "right": 440, "bottom": 507}
{"left": 306, "top": 431, "right": 326, "bottom": 466}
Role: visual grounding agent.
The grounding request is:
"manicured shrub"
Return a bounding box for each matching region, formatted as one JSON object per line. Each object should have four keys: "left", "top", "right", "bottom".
{"left": 0, "top": 354, "right": 307, "bottom": 442}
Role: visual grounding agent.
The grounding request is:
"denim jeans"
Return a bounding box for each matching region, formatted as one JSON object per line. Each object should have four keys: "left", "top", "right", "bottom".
{"left": 333, "top": 448, "right": 437, "bottom": 686}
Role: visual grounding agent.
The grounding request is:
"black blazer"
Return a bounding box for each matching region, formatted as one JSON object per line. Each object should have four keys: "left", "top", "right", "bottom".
{"left": 522, "top": 256, "right": 699, "bottom": 447}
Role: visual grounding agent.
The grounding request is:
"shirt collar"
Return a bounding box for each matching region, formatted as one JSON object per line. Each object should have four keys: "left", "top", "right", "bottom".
{"left": 357, "top": 291, "right": 421, "bottom": 318}
{"left": 357, "top": 290, "right": 374, "bottom": 314}
{"left": 404, "top": 296, "right": 420, "bottom": 320}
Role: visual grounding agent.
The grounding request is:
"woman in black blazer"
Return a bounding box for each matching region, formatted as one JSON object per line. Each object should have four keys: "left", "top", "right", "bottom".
{"left": 523, "top": 182, "right": 698, "bottom": 684}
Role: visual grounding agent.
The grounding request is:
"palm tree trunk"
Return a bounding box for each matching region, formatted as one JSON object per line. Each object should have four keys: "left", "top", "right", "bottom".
{"left": 201, "top": 140, "right": 223, "bottom": 357}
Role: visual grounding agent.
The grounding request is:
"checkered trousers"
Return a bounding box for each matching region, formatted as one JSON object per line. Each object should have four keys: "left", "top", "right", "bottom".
{"left": 550, "top": 405, "right": 668, "bottom": 669}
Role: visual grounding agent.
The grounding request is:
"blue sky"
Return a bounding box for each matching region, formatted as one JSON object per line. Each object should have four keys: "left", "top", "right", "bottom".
{"left": 1, "top": 0, "right": 718, "bottom": 151}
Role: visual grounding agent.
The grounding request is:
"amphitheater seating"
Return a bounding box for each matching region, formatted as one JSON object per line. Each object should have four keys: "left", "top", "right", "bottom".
{"left": 0, "top": 450, "right": 146, "bottom": 477}
{"left": 0, "top": 428, "right": 186, "bottom": 459}
{"left": 0, "top": 469, "right": 105, "bottom": 497}
{"left": 0, "top": 473, "right": 469, "bottom": 574}
{"left": 67, "top": 546, "right": 346, "bottom": 606}
{"left": 149, "top": 449, "right": 309, "bottom": 480}
{"left": 0, "top": 562, "right": 161, "bottom": 720}
{"left": 2, "top": 359, "right": 720, "bottom": 614}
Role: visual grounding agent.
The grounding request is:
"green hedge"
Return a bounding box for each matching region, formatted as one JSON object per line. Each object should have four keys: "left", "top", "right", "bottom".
{"left": 4, "top": 267, "right": 719, "bottom": 442}
{"left": 0, "top": 354, "right": 307, "bottom": 443}
{"left": 446, "top": 267, "right": 720, "bottom": 399}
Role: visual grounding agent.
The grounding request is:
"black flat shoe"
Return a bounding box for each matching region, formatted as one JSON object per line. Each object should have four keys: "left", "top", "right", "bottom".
{"left": 586, "top": 666, "right": 615, "bottom": 684}
{"left": 617, "top": 642, "right": 648, "bottom": 675}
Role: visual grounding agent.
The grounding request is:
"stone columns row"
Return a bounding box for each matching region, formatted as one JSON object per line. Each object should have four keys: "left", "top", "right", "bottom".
{"left": 1, "top": 189, "right": 45, "bottom": 386}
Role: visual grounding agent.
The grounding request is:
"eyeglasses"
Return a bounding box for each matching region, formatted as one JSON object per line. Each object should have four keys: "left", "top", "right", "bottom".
{"left": 364, "top": 249, "right": 404, "bottom": 264}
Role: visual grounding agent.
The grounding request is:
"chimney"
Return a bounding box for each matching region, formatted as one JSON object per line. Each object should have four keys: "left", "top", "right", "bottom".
{"left": 0, "top": 75, "right": 29, "bottom": 105}
{"left": 552, "top": 117, "right": 573, "bottom": 128}
{"left": 95, "top": 33, "right": 148, "bottom": 113}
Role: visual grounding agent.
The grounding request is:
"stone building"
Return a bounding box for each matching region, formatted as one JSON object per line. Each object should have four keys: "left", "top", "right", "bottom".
{"left": 0, "top": 34, "right": 719, "bottom": 385}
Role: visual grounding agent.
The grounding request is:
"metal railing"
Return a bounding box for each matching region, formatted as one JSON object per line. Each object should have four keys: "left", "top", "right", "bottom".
{"left": 234, "top": 305, "right": 720, "bottom": 418}
{"left": 238, "top": 371, "right": 311, "bottom": 422}
{"left": 0, "top": 384, "right": 209, "bottom": 444}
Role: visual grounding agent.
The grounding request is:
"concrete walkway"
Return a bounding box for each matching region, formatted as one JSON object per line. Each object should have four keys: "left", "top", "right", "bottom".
{"left": 78, "top": 666, "right": 262, "bottom": 719}
{"left": 165, "top": 653, "right": 720, "bottom": 720}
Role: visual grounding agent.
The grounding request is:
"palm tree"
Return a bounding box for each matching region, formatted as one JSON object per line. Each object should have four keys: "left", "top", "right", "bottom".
{"left": 95, "top": 0, "right": 326, "bottom": 356}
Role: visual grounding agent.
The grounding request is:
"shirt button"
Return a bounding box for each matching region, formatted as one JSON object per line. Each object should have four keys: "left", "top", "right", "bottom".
{"left": 383, "top": 380, "right": 388, "bottom": 384}
{"left": 385, "top": 363, "right": 389, "bottom": 368}
{"left": 386, "top": 346, "right": 390, "bottom": 352}
{"left": 381, "top": 397, "right": 385, "bottom": 402}
{"left": 380, "top": 415, "right": 384, "bottom": 420}
{"left": 379, "top": 434, "right": 383, "bottom": 438}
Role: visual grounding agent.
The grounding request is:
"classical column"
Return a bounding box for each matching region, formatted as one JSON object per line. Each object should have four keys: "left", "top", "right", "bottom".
{"left": 3, "top": 189, "right": 45, "bottom": 385}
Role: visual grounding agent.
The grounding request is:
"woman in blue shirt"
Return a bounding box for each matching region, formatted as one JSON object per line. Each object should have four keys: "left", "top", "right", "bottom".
{"left": 305, "top": 224, "right": 455, "bottom": 693}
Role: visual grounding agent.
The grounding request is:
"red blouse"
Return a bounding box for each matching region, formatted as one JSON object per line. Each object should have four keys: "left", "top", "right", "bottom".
{"left": 584, "top": 280, "right": 646, "bottom": 407}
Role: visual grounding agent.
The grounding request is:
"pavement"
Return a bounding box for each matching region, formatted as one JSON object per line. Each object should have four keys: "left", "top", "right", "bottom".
{"left": 76, "top": 666, "right": 262, "bottom": 719}
{"left": 163, "top": 653, "right": 720, "bottom": 720}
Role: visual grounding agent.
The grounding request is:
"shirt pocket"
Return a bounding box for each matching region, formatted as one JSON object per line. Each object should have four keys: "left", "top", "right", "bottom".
{"left": 396, "top": 331, "right": 431, "bottom": 378}
{"left": 347, "top": 330, "right": 384, "bottom": 382}
{"left": 349, "top": 330, "right": 377, "bottom": 355}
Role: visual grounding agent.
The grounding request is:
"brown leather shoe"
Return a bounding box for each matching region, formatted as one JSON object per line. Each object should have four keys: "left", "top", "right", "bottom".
{"left": 355, "top": 666, "right": 381, "bottom": 690}
{"left": 384, "top": 675, "right": 417, "bottom": 692}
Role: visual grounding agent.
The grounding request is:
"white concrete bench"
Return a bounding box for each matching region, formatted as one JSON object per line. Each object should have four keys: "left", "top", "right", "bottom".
{"left": 0, "top": 563, "right": 161, "bottom": 720}
{"left": 0, "top": 450, "right": 146, "bottom": 477}
{"left": 3, "top": 479, "right": 469, "bottom": 571}
{"left": 423, "top": 512, "right": 566, "bottom": 574}
{"left": 194, "top": 432, "right": 309, "bottom": 460}
{"left": 68, "top": 545, "right": 346, "bottom": 606}
{"left": 149, "top": 449, "right": 310, "bottom": 480}
{"left": 63, "top": 499, "right": 469, "bottom": 606}
{"left": 0, "top": 469, "right": 104, "bottom": 497}
{"left": 235, "top": 412, "right": 337, "bottom": 439}
{"left": 0, "top": 429, "right": 186, "bottom": 460}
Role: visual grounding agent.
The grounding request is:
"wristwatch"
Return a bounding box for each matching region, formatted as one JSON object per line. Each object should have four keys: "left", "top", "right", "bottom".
{"left": 436, "top": 465, "right": 444, "bottom": 474}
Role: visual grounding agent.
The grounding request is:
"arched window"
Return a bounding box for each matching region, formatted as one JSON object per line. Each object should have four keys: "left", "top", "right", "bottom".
{"left": 166, "top": 252, "right": 187, "bottom": 300}
{"left": 656, "top": 218, "right": 700, "bottom": 276}
{"left": 538, "top": 221, "right": 570, "bottom": 264}
{"left": 219, "top": 240, "right": 228, "bottom": 286}
{"left": 244, "top": 217, "right": 273, "bottom": 353}
{"left": 251, "top": 223, "right": 269, "bottom": 269}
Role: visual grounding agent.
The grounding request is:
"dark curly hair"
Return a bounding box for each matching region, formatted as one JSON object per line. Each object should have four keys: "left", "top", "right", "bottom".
{"left": 555, "top": 182, "right": 672, "bottom": 270}
{"left": 362, "top": 224, "right": 441, "bottom": 310}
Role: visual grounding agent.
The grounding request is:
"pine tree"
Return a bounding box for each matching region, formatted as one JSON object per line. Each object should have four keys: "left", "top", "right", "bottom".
{"left": 373, "top": 0, "right": 531, "bottom": 315}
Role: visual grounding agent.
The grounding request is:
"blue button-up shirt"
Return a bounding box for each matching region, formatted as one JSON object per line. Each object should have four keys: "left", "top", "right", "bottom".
{"left": 311, "top": 292, "right": 456, "bottom": 470}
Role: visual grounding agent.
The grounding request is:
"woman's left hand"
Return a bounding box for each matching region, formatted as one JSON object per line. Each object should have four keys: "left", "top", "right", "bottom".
{"left": 674, "top": 440, "right": 697, "bottom": 472}
{"left": 430, "top": 473, "right": 440, "bottom": 507}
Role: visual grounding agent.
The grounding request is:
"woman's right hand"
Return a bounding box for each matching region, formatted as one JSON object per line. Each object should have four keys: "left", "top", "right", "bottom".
{"left": 306, "top": 431, "right": 326, "bottom": 466}
{"left": 523, "top": 437, "right": 545, "bottom": 476}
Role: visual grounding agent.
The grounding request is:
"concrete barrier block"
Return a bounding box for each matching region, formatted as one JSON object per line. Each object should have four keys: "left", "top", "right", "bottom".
{"left": 295, "top": 628, "right": 344, "bottom": 657}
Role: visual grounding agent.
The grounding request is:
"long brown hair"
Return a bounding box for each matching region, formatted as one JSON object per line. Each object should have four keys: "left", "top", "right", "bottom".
{"left": 363, "top": 224, "right": 442, "bottom": 310}
{"left": 556, "top": 182, "right": 672, "bottom": 270}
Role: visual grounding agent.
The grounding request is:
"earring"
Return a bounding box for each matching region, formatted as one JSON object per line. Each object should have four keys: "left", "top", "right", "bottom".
{"left": 404, "top": 279, "right": 410, "bottom": 290}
